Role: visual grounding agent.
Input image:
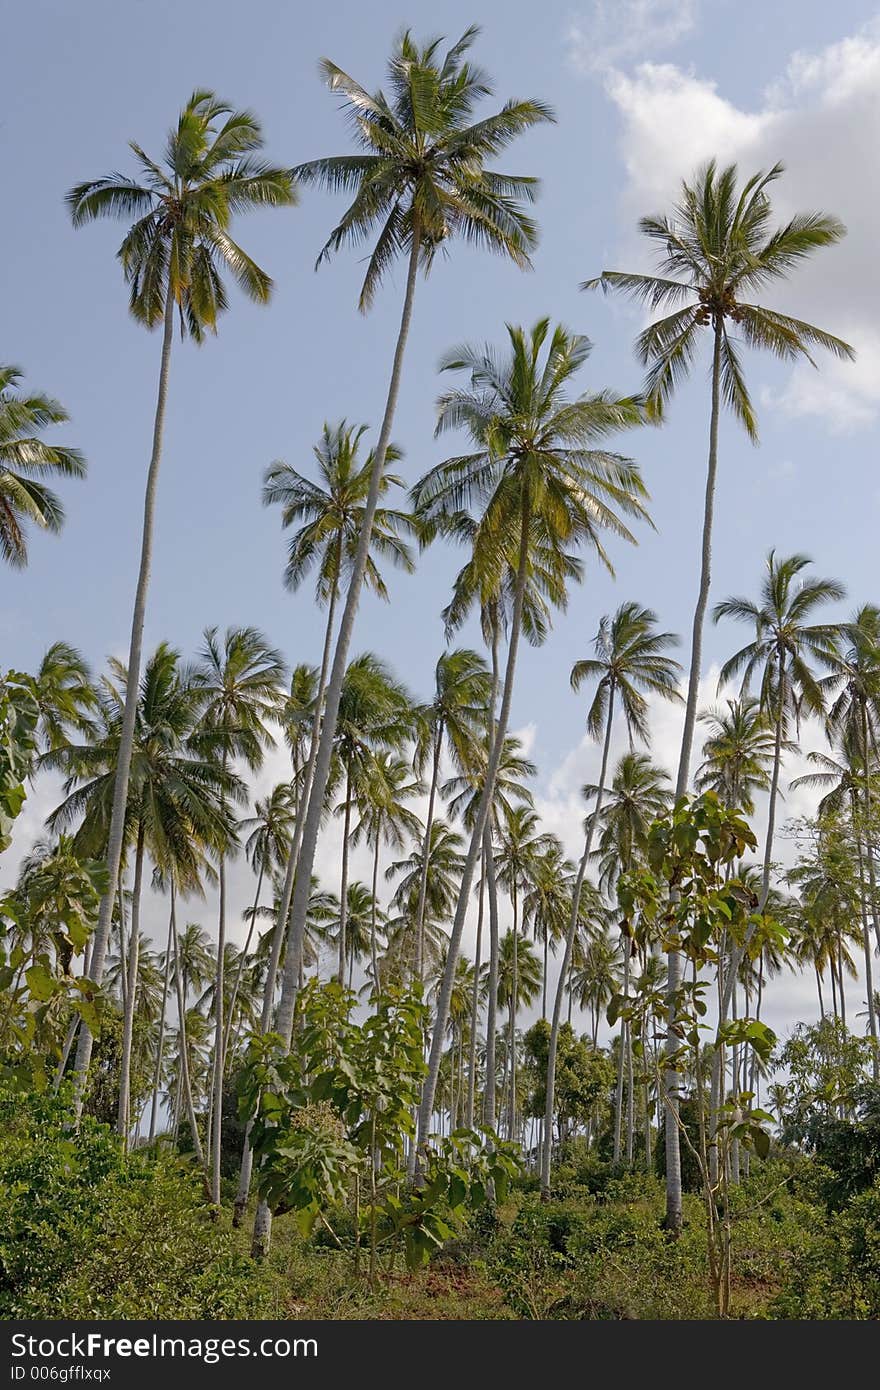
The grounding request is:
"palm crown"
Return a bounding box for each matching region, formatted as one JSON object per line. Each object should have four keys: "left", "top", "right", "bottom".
{"left": 412, "top": 319, "right": 649, "bottom": 590}
{"left": 294, "top": 25, "right": 554, "bottom": 310}
{"left": 67, "top": 90, "right": 296, "bottom": 338}
{"left": 0, "top": 366, "right": 86, "bottom": 567}
{"left": 585, "top": 159, "right": 854, "bottom": 438}
{"left": 263, "top": 421, "right": 417, "bottom": 600}
{"left": 570, "top": 601, "right": 682, "bottom": 746}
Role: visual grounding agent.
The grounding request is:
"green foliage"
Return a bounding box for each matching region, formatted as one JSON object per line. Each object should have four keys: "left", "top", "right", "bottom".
{"left": 524, "top": 1018, "right": 613, "bottom": 1136}
{"left": 0, "top": 671, "right": 39, "bottom": 851}
{"left": 772, "top": 1179, "right": 880, "bottom": 1319}
{"left": 0, "top": 1089, "right": 277, "bottom": 1318}
{"left": 239, "top": 980, "right": 520, "bottom": 1269}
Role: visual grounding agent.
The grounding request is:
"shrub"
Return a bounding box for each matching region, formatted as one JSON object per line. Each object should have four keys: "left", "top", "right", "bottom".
{"left": 0, "top": 1088, "right": 279, "bottom": 1318}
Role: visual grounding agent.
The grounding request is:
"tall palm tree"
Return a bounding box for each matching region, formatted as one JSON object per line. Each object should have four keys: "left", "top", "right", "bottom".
{"left": 261, "top": 424, "right": 417, "bottom": 1017}
{"left": 696, "top": 696, "right": 778, "bottom": 813}
{"left": 32, "top": 642, "right": 97, "bottom": 753}
{"left": 66, "top": 92, "right": 295, "bottom": 1103}
{"left": 523, "top": 840, "right": 571, "bottom": 1018}
{"left": 591, "top": 753, "right": 672, "bottom": 895}
{"left": 715, "top": 554, "right": 844, "bottom": 912}
{"left": 413, "top": 317, "right": 648, "bottom": 1152}
{"left": 224, "top": 784, "right": 297, "bottom": 1061}
{"left": 386, "top": 818, "right": 466, "bottom": 978}
{"left": 278, "top": 29, "right": 554, "bottom": 1094}
{"left": 489, "top": 929, "right": 541, "bottom": 1140}
{"left": 351, "top": 751, "right": 422, "bottom": 985}
{"left": 327, "top": 654, "right": 414, "bottom": 984}
{"left": 542, "top": 603, "right": 680, "bottom": 1192}
{"left": 193, "top": 625, "right": 285, "bottom": 1201}
{"left": 48, "top": 645, "right": 237, "bottom": 1149}
{"left": 412, "top": 649, "right": 492, "bottom": 978}
{"left": 0, "top": 366, "right": 86, "bottom": 568}
{"left": 585, "top": 160, "right": 853, "bottom": 1230}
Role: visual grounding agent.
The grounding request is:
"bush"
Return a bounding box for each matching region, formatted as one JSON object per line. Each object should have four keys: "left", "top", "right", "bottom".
{"left": 0, "top": 1088, "right": 279, "bottom": 1318}
{"left": 772, "top": 1178, "right": 880, "bottom": 1319}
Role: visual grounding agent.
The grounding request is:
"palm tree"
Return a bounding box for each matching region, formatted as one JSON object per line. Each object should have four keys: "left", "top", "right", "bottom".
{"left": 591, "top": 753, "right": 672, "bottom": 895}
{"left": 412, "top": 649, "right": 492, "bottom": 978}
{"left": 66, "top": 92, "right": 295, "bottom": 1104}
{"left": 32, "top": 642, "right": 97, "bottom": 753}
{"left": 48, "top": 645, "right": 236, "bottom": 1149}
{"left": 495, "top": 805, "right": 556, "bottom": 1139}
{"left": 715, "top": 553, "right": 844, "bottom": 911}
{"left": 696, "top": 696, "right": 778, "bottom": 813}
{"left": 490, "top": 930, "right": 541, "bottom": 1140}
{"left": 327, "top": 654, "right": 413, "bottom": 984}
{"left": 278, "top": 29, "right": 554, "bottom": 1093}
{"left": 224, "top": 784, "right": 297, "bottom": 1061}
{"left": 193, "top": 625, "right": 285, "bottom": 1201}
{"left": 0, "top": 366, "right": 86, "bottom": 568}
{"left": 261, "top": 424, "right": 418, "bottom": 999}
{"left": 542, "top": 603, "right": 680, "bottom": 1192}
{"left": 523, "top": 840, "right": 572, "bottom": 1018}
{"left": 386, "top": 819, "right": 466, "bottom": 977}
{"left": 351, "top": 751, "right": 422, "bottom": 985}
{"left": 585, "top": 160, "right": 853, "bottom": 1229}
{"left": 413, "top": 317, "right": 648, "bottom": 1153}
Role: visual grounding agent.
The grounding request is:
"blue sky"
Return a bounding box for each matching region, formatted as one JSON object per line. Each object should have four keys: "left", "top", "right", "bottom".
{"left": 6, "top": 0, "right": 880, "bottom": 1034}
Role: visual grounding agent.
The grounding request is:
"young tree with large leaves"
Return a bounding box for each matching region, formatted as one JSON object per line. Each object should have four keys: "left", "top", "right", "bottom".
{"left": 66, "top": 92, "right": 295, "bottom": 1103}
{"left": 585, "top": 159, "right": 852, "bottom": 1232}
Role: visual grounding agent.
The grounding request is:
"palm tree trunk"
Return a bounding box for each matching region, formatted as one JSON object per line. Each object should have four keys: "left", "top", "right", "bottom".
{"left": 261, "top": 575, "right": 340, "bottom": 1022}
{"left": 509, "top": 884, "right": 519, "bottom": 1142}
{"left": 418, "top": 493, "right": 532, "bottom": 1157}
{"left": 816, "top": 966, "right": 825, "bottom": 1020}
{"left": 370, "top": 827, "right": 381, "bottom": 991}
{"left": 465, "top": 857, "right": 485, "bottom": 1128}
{"left": 211, "top": 760, "right": 231, "bottom": 1207}
{"left": 148, "top": 897, "right": 175, "bottom": 1144}
{"left": 625, "top": 1018, "right": 635, "bottom": 1164}
{"left": 853, "top": 789, "right": 880, "bottom": 1080}
{"left": 170, "top": 883, "right": 205, "bottom": 1168}
{"left": 414, "top": 728, "right": 443, "bottom": 983}
{"left": 223, "top": 861, "right": 265, "bottom": 1068}
{"left": 276, "top": 218, "right": 423, "bottom": 1053}
{"left": 117, "top": 821, "right": 145, "bottom": 1149}
{"left": 541, "top": 685, "right": 616, "bottom": 1195}
{"left": 483, "top": 822, "right": 500, "bottom": 1129}
{"left": 337, "top": 770, "right": 352, "bottom": 984}
{"left": 116, "top": 867, "right": 129, "bottom": 1019}
{"left": 72, "top": 282, "right": 175, "bottom": 1110}
{"left": 665, "top": 319, "right": 724, "bottom": 1233}
{"left": 613, "top": 942, "right": 629, "bottom": 1164}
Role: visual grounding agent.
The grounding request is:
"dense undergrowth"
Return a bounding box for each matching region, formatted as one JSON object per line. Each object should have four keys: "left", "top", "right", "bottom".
{"left": 3, "top": 1091, "right": 878, "bottom": 1320}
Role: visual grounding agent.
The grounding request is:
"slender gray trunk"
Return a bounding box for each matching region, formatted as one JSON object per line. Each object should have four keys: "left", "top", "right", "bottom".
{"left": 414, "top": 729, "right": 443, "bottom": 983}
{"left": 72, "top": 284, "right": 175, "bottom": 1110}
{"left": 613, "top": 942, "right": 630, "bottom": 1164}
{"left": 117, "top": 823, "right": 145, "bottom": 1148}
{"left": 261, "top": 575, "right": 339, "bottom": 1023}
{"left": 418, "top": 497, "right": 531, "bottom": 1154}
{"left": 508, "top": 886, "right": 519, "bottom": 1142}
{"left": 223, "top": 861, "right": 265, "bottom": 1067}
{"left": 483, "top": 826, "right": 501, "bottom": 1125}
{"left": 211, "top": 779, "right": 230, "bottom": 1207}
{"left": 148, "top": 899, "right": 175, "bottom": 1144}
{"left": 541, "top": 685, "right": 615, "bottom": 1194}
{"left": 276, "top": 221, "right": 422, "bottom": 1053}
{"left": 665, "top": 319, "right": 724, "bottom": 1233}
{"left": 170, "top": 883, "right": 205, "bottom": 1168}
{"left": 370, "top": 827, "right": 381, "bottom": 990}
{"left": 337, "top": 770, "right": 352, "bottom": 984}
{"left": 465, "top": 850, "right": 485, "bottom": 1128}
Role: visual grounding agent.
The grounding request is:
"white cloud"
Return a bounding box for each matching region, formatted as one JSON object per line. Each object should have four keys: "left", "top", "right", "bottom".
{"left": 568, "top": 1, "right": 698, "bottom": 72}
{"left": 590, "top": 21, "right": 880, "bottom": 431}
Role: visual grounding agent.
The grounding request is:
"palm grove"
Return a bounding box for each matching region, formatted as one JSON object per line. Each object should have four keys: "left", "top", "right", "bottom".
{"left": 2, "top": 26, "right": 879, "bottom": 1314}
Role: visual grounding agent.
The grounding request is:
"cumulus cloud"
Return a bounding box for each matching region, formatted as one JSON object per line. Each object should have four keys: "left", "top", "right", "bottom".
{"left": 588, "top": 20, "right": 880, "bottom": 431}
{"left": 568, "top": 0, "right": 698, "bottom": 72}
